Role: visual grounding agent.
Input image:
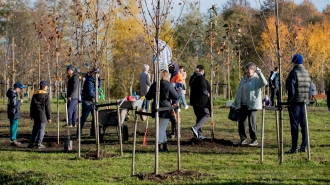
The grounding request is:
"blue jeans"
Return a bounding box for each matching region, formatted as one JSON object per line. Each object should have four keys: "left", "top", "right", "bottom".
{"left": 79, "top": 101, "right": 95, "bottom": 135}
{"left": 9, "top": 119, "right": 18, "bottom": 141}
{"left": 142, "top": 99, "right": 149, "bottom": 111}
{"left": 67, "top": 99, "right": 78, "bottom": 126}
{"left": 30, "top": 121, "right": 46, "bottom": 144}
{"left": 288, "top": 104, "right": 308, "bottom": 150}
{"left": 180, "top": 94, "right": 187, "bottom": 107}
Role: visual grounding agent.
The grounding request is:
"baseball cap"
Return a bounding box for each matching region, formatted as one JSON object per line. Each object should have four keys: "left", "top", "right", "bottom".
{"left": 67, "top": 64, "right": 74, "bottom": 71}
{"left": 13, "top": 82, "right": 25, "bottom": 89}
{"left": 40, "top": 80, "right": 50, "bottom": 87}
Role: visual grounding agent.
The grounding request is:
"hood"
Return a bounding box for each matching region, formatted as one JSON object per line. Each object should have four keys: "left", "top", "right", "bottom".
{"left": 169, "top": 61, "right": 179, "bottom": 76}
{"left": 34, "top": 90, "right": 48, "bottom": 95}
{"left": 6, "top": 88, "right": 16, "bottom": 98}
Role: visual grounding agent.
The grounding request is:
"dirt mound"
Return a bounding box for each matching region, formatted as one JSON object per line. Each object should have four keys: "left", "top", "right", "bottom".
{"left": 181, "top": 138, "right": 235, "bottom": 148}
{"left": 84, "top": 150, "right": 118, "bottom": 160}
{"left": 137, "top": 170, "right": 203, "bottom": 182}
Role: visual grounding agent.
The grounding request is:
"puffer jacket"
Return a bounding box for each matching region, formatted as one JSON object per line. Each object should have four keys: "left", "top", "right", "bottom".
{"left": 30, "top": 90, "right": 51, "bottom": 123}
{"left": 6, "top": 88, "right": 22, "bottom": 119}
{"left": 286, "top": 64, "right": 311, "bottom": 104}
{"left": 233, "top": 71, "right": 268, "bottom": 110}
{"left": 145, "top": 80, "right": 179, "bottom": 118}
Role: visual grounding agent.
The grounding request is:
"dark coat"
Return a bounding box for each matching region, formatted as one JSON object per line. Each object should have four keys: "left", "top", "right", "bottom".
{"left": 30, "top": 90, "right": 51, "bottom": 123}
{"left": 269, "top": 71, "right": 279, "bottom": 88}
{"left": 327, "top": 84, "right": 330, "bottom": 107}
{"left": 6, "top": 88, "right": 22, "bottom": 119}
{"left": 145, "top": 80, "right": 179, "bottom": 119}
{"left": 81, "top": 74, "right": 101, "bottom": 101}
{"left": 67, "top": 72, "right": 79, "bottom": 99}
{"left": 189, "top": 72, "right": 210, "bottom": 107}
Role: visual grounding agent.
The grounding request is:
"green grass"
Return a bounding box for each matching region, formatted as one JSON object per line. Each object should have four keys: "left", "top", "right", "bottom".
{"left": 0, "top": 100, "right": 329, "bottom": 184}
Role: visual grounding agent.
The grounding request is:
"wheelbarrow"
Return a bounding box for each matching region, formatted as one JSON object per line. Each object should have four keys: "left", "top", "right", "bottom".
{"left": 98, "top": 109, "right": 129, "bottom": 143}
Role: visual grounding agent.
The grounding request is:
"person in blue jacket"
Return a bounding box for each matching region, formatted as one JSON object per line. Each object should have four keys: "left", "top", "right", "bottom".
{"left": 6, "top": 82, "right": 25, "bottom": 146}
{"left": 79, "top": 68, "right": 101, "bottom": 136}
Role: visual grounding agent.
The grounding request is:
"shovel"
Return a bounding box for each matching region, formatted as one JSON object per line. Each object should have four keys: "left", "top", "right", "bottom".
{"left": 62, "top": 92, "right": 72, "bottom": 152}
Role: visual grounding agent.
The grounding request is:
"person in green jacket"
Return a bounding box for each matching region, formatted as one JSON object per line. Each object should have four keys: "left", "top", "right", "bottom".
{"left": 233, "top": 62, "right": 268, "bottom": 146}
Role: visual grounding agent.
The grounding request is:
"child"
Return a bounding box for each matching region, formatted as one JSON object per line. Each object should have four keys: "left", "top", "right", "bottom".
{"left": 263, "top": 95, "right": 272, "bottom": 107}
{"left": 6, "top": 82, "right": 25, "bottom": 146}
{"left": 28, "top": 80, "right": 52, "bottom": 149}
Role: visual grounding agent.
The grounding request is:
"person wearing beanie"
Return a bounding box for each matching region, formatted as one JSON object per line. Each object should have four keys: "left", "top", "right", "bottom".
{"left": 28, "top": 80, "right": 51, "bottom": 149}
{"left": 285, "top": 54, "right": 311, "bottom": 154}
{"left": 139, "top": 64, "right": 151, "bottom": 112}
{"left": 233, "top": 62, "right": 268, "bottom": 146}
{"left": 6, "top": 82, "right": 25, "bottom": 146}
{"left": 189, "top": 64, "right": 211, "bottom": 139}
{"left": 66, "top": 64, "right": 79, "bottom": 127}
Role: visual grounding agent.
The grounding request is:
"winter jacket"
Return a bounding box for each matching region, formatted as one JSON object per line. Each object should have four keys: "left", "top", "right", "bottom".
{"left": 139, "top": 71, "right": 151, "bottom": 96}
{"left": 30, "top": 90, "right": 51, "bottom": 123}
{"left": 67, "top": 72, "right": 79, "bottom": 99}
{"left": 81, "top": 74, "right": 101, "bottom": 101}
{"left": 145, "top": 80, "right": 179, "bottom": 119}
{"left": 268, "top": 70, "right": 279, "bottom": 88}
{"left": 6, "top": 88, "right": 22, "bottom": 119}
{"left": 286, "top": 64, "right": 311, "bottom": 104}
{"left": 233, "top": 71, "right": 268, "bottom": 110}
{"left": 189, "top": 72, "right": 210, "bottom": 107}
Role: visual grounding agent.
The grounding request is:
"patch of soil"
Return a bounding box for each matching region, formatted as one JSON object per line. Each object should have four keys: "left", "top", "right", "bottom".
{"left": 84, "top": 150, "right": 119, "bottom": 160}
{"left": 314, "top": 94, "right": 326, "bottom": 100}
{"left": 180, "top": 138, "right": 235, "bottom": 148}
{"left": 137, "top": 170, "right": 203, "bottom": 182}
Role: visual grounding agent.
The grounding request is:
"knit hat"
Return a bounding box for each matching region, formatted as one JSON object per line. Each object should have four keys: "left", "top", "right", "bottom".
{"left": 292, "top": 54, "right": 303, "bottom": 64}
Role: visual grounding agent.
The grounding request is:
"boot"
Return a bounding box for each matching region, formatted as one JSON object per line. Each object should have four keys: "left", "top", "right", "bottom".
{"left": 162, "top": 142, "right": 168, "bottom": 152}
{"left": 158, "top": 144, "right": 163, "bottom": 152}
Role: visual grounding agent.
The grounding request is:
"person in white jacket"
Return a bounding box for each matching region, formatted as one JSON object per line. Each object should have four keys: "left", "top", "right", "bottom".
{"left": 233, "top": 62, "right": 268, "bottom": 146}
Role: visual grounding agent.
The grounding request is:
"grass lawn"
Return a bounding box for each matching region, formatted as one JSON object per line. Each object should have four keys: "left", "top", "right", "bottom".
{"left": 0, "top": 98, "right": 329, "bottom": 184}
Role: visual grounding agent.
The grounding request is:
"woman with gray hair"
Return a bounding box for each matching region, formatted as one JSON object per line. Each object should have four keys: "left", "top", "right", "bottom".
{"left": 233, "top": 62, "right": 268, "bottom": 146}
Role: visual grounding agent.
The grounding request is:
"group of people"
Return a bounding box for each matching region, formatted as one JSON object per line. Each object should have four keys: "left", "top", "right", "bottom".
{"left": 7, "top": 80, "right": 51, "bottom": 149}
{"left": 143, "top": 62, "right": 211, "bottom": 152}
{"left": 6, "top": 53, "right": 313, "bottom": 154}
{"left": 232, "top": 54, "right": 312, "bottom": 154}
{"left": 6, "top": 64, "right": 101, "bottom": 148}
